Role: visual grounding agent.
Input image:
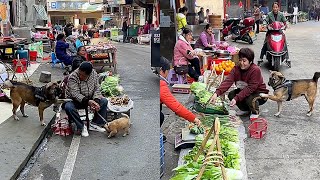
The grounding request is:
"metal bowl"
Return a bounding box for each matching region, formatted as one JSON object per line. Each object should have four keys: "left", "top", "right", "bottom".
{"left": 215, "top": 50, "right": 231, "bottom": 58}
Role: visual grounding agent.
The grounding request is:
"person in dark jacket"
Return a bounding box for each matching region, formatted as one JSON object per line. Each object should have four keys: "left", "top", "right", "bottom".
{"left": 210, "top": 48, "right": 269, "bottom": 119}
{"left": 72, "top": 46, "right": 87, "bottom": 72}
{"left": 64, "top": 23, "right": 72, "bottom": 37}
{"left": 122, "top": 17, "right": 129, "bottom": 43}
{"left": 55, "top": 33, "right": 72, "bottom": 66}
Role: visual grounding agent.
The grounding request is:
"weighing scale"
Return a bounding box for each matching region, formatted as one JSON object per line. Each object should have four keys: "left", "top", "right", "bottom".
{"left": 174, "top": 127, "right": 197, "bottom": 149}
{"left": 172, "top": 84, "right": 191, "bottom": 94}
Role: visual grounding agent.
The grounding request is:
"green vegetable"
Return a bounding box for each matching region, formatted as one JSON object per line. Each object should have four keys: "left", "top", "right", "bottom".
{"left": 190, "top": 126, "right": 205, "bottom": 135}
{"left": 100, "top": 75, "right": 121, "bottom": 97}
{"left": 190, "top": 82, "right": 207, "bottom": 95}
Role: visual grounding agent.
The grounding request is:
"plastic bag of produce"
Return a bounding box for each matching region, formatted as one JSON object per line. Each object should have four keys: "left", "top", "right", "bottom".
{"left": 107, "top": 97, "right": 134, "bottom": 113}
{"left": 194, "top": 100, "right": 229, "bottom": 115}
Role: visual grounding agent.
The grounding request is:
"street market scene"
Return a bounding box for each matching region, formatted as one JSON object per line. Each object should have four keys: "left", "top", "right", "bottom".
{"left": 160, "top": 0, "right": 320, "bottom": 180}
{"left": 0, "top": 0, "right": 162, "bottom": 179}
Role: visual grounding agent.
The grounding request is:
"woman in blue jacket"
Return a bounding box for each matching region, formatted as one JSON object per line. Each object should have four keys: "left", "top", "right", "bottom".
{"left": 55, "top": 33, "right": 72, "bottom": 65}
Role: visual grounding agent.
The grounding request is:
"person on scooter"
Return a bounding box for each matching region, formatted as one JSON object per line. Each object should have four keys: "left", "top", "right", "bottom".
{"left": 194, "top": 24, "right": 216, "bottom": 50}
{"left": 259, "top": 2, "right": 288, "bottom": 65}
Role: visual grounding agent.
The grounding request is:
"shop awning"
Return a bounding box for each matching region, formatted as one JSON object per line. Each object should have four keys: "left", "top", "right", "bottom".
{"left": 102, "top": 17, "right": 112, "bottom": 21}
{"left": 33, "top": 5, "right": 48, "bottom": 20}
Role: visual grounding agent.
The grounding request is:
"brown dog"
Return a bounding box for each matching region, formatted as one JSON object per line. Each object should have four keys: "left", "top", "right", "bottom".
{"left": 4, "top": 80, "right": 65, "bottom": 126}
{"left": 104, "top": 113, "right": 131, "bottom": 138}
{"left": 260, "top": 71, "right": 320, "bottom": 117}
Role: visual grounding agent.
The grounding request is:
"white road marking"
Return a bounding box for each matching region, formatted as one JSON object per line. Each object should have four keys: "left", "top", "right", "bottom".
{"left": 60, "top": 135, "right": 81, "bottom": 180}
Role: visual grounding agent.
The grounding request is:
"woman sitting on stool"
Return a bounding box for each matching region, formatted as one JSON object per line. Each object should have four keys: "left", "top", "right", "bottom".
{"left": 173, "top": 28, "right": 202, "bottom": 81}
{"left": 55, "top": 33, "right": 73, "bottom": 66}
{"left": 194, "top": 24, "right": 216, "bottom": 50}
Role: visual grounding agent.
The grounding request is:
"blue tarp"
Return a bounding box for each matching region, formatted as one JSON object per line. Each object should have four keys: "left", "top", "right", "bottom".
{"left": 102, "top": 17, "right": 112, "bottom": 21}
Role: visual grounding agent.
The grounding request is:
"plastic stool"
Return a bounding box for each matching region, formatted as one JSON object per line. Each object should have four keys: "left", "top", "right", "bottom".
{"left": 167, "top": 69, "right": 187, "bottom": 85}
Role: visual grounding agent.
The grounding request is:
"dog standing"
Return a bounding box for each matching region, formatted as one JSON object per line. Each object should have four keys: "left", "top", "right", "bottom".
{"left": 4, "top": 80, "right": 64, "bottom": 126}
{"left": 104, "top": 113, "right": 131, "bottom": 138}
{"left": 260, "top": 71, "right": 320, "bottom": 117}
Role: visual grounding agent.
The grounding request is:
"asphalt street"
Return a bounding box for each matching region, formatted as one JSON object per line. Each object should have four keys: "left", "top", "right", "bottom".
{"left": 161, "top": 21, "right": 320, "bottom": 180}
{"left": 24, "top": 43, "right": 160, "bottom": 180}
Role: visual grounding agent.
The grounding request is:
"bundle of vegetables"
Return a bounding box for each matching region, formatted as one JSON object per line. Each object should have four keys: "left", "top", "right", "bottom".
{"left": 101, "top": 75, "right": 123, "bottom": 97}
{"left": 194, "top": 97, "right": 228, "bottom": 115}
{"left": 189, "top": 124, "right": 205, "bottom": 135}
{"left": 190, "top": 82, "right": 207, "bottom": 95}
{"left": 201, "top": 115, "right": 242, "bottom": 128}
{"left": 170, "top": 160, "right": 243, "bottom": 180}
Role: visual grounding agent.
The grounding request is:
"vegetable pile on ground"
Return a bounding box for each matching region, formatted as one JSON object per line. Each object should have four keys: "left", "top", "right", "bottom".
{"left": 171, "top": 116, "right": 243, "bottom": 180}
{"left": 101, "top": 75, "right": 123, "bottom": 97}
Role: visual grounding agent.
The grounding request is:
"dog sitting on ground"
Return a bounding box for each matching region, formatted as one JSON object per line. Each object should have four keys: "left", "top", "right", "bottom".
{"left": 4, "top": 80, "right": 66, "bottom": 126}
{"left": 104, "top": 113, "right": 131, "bottom": 138}
{"left": 260, "top": 71, "right": 320, "bottom": 117}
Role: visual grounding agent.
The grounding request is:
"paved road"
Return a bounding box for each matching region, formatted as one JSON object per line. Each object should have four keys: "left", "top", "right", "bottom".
{"left": 24, "top": 43, "right": 160, "bottom": 180}
{"left": 162, "top": 21, "right": 320, "bottom": 180}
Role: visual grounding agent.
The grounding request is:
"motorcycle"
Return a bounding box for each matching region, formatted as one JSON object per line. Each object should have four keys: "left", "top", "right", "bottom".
{"left": 261, "top": 21, "right": 290, "bottom": 71}
{"left": 222, "top": 17, "right": 255, "bottom": 44}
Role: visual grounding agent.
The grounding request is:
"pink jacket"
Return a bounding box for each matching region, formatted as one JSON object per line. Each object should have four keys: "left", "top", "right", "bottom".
{"left": 173, "top": 35, "right": 195, "bottom": 66}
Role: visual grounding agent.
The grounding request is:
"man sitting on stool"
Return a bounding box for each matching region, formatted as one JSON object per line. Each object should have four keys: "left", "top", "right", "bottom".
{"left": 64, "top": 62, "right": 107, "bottom": 137}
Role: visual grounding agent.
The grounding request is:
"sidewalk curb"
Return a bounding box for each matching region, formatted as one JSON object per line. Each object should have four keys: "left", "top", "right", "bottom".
{"left": 11, "top": 114, "right": 56, "bottom": 180}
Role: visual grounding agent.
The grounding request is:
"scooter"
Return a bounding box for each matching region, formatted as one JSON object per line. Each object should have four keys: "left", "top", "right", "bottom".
{"left": 262, "top": 21, "right": 290, "bottom": 71}
{"left": 222, "top": 17, "right": 255, "bottom": 44}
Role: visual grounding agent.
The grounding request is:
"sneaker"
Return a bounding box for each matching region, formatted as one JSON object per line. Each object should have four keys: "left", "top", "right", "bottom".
{"left": 236, "top": 110, "right": 250, "bottom": 116}
{"left": 89, "top": 123, "right": 106, "bottom": 132}
{"left": 81, "top": 125, "right": 89, "bottom": 137}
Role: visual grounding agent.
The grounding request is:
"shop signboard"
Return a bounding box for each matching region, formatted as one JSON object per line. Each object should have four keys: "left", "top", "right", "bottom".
{"left": 106, "top": 0, "right": 125, "bottom": 7}
{"left": 151, "top": 29, "right": 160, "bottom": 67}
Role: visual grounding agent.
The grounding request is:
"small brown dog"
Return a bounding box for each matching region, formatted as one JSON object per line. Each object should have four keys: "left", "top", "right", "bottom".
{"left": 104, "top": 113, "right": 131, "bottom": 138}
{"left": 4, "top": 80, "right": 65, "bottom": 126}
{"left": 260, "top": 71, "right": 320, "bottom": 117}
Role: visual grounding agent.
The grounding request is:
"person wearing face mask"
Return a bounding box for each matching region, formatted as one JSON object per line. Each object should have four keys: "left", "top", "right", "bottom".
{"left": 209, "top": 48, "right": 269, "bottom": 119}
{"left": 259, "top": 2, "right": 288, "bottom": 64}
{"left": 173, "top": 28, "right": 201, "bottom": 81}
{"left": 159, "top": 56, "right": 201, "bottom": 131}
{"left": 194, "top": 24, "right": 216, "bottom": 50}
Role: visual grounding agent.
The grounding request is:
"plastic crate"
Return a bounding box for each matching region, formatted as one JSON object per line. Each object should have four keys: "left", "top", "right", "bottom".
{"left": 160, "top": 132, "right": 165, "bottom": 177}
{"left": 248, "top": 118, "right": 268, "bottom": 139}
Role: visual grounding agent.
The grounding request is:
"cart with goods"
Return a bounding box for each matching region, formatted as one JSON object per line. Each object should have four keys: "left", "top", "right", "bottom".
{"left": 100, "top": 75, "right": 133, "bottom": 121}
{"left": 85, "top": 42, "right": 117, "bottom": 73}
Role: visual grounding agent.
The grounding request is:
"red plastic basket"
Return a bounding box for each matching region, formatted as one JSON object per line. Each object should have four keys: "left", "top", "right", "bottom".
{"left": 29, "top": 51, "right": 37, "bottom": 61}
{"left": 13, "top": 59, "right": 27, "bottom": 73}
{"left": 248, "top": 118, "right": 268, "bottom": 139}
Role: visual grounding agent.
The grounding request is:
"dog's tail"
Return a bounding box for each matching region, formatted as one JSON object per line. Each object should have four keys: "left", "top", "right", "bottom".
{"left": 121, "top": 113, "right": 130, "bottom": 119}
{"left": 313, "top": 72, "right": 320, "bottom": 82}
{"left": 3, "top": 80, "right": 14, "bottom": 89}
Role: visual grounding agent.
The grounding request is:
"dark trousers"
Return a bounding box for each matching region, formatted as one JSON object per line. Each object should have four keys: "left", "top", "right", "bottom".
{"left": 255, "top": 20, "right": 260, "bottom": 33}
{"left": 64, "top": 98, "right": 108, "bottom": 130}
{"left": 123, "top": 30, "right": 128, "bottom": 43}
{"left": 160, "top": 111, "right": 164, "bottom": 127}
{"left": 228, "top": 89, "right": 267, "bottom": 115}
{"left": 188, "top": 58, "right": 201, "bottom": 81}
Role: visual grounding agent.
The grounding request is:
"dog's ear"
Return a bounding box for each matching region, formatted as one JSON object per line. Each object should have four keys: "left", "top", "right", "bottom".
{"left": 278, "top": 73, "right": 285, "bottom": 78}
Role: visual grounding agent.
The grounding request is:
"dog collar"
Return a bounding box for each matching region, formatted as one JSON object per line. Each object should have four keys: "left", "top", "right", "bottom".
{"left": 35, "top": 86, "right": 49, "bottom": 106}
{"left": 273, "top": 79, "right": 293, "bottom": 101}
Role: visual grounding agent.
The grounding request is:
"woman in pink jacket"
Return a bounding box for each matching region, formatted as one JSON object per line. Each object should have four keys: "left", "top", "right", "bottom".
{"left": 173, "top": 28, "right": 201, "bottom": 81}
{"left": 194, "top": 24, "right": 216, "bottom": 50}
